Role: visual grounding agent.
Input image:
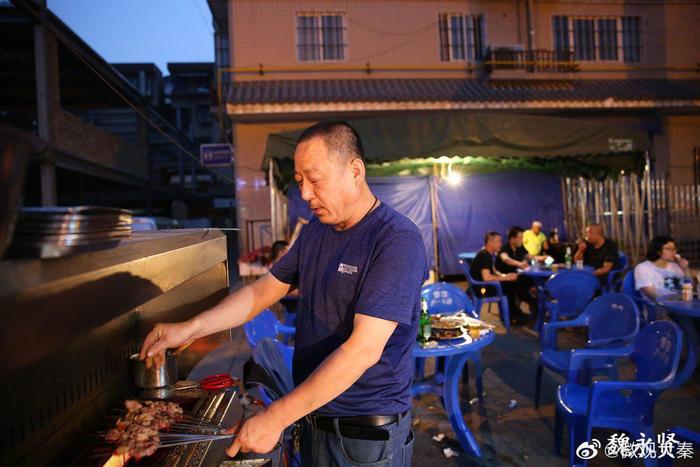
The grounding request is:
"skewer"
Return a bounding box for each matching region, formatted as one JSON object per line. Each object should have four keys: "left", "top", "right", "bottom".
{"left": 158, "top": 435, "right": 235, "bottom": 448}
{"left": 159, "top": 434, "right": 234, "bottom": 440}
{"left": 113, "top": 409, "right": 226, "bottom": 429}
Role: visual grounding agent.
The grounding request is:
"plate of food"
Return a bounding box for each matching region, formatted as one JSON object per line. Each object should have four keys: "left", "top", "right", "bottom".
{"left": 430, "top": 314, "right": 465, "bottom": 331}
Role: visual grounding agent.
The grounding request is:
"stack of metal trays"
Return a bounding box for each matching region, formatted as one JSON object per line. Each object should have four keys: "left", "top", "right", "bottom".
{"left": 9, "top": 206, "right": 133, "bottom": 259}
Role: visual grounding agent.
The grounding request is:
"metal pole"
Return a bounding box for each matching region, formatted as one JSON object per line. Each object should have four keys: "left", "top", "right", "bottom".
{"left": 269, "top": 161, "right": 277, "bottom": 241}
{"left": 525, "top": 0, "right": 535, "bottom": 53}
{"left": 644, "top": 151, "right": 654, "bottom": 239}
{"left": 429, "top": 166, "right": 440, "bottom": 279}
{"left": 33, "top": 1, "right": 57, "bottom": 206}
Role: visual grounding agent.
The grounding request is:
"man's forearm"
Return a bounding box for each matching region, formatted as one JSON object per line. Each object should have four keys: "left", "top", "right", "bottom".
{"left": 189, "top": 285, "right": 257, "bottom": 339}
{"left": 191, "top": 274, "right": 290, "bottom": 339}
{"left": 504, "top": 257, "right": 521, "bottom": 267}
{"left": 267, "top": 339, "right": 378, "bottom": 428}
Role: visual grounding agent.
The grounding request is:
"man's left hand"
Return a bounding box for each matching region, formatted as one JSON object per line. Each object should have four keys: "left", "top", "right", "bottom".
{"left": 226, "top": 407, "right": 286, "bottom": 457}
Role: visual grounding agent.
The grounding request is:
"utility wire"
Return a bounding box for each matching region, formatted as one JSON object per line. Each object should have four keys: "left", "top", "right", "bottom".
{"left": 192, "top": 0, "right": 214, "bottom": 33}
{"left": 49, "top": 23, "right": 243, "bottom": 184}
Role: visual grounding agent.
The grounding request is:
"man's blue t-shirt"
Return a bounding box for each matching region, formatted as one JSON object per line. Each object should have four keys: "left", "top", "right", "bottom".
{"left": 269, "top": 202, "right": 428, "bottom": 417}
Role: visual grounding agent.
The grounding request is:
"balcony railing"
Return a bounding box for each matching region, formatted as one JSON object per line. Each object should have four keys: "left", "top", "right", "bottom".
{"left": 484, "top": 48, "right": 579, "bottom": 73}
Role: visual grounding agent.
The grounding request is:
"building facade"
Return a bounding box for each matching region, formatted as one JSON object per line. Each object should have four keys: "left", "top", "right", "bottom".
{"left": 212, "top": 0, "right": 700, "bottom": 251}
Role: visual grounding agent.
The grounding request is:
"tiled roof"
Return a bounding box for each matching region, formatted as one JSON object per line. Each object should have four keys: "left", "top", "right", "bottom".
{"left": 228, "top": 78, "right": 700, "bottom": 105}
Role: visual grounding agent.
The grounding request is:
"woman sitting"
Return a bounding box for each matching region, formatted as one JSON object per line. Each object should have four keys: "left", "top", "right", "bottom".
{"left": 634, "top": 236, "right": 693, "bottom": 300}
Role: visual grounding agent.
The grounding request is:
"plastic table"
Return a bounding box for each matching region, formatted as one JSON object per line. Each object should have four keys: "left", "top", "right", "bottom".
{"left": 412, "top": 331, "right": 496, "bottom": 458}
{"left": 657, "top": 294, "right": 700, "bottom": 387}
{"left": 457, "top": 252, "right": 478, "bottom": 263}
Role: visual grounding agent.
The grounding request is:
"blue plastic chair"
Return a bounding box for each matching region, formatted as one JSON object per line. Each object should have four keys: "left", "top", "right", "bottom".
{"left": 459, "top": 258, "right": 510, "bottom": 332}
{"left": 251, "top": 337, "right": 294, "bottom": 401}
{"left": 417, "top": 283, "right": 485, "bottom": 401}
{"left": 244, "top": 308, "right": 296, "bottom": 348}
{"left": 251, "top": 338, "right": 299, "bottom": 466}
{"left": 658, "top": 427, "right": 700, "bottom": 467}
{"left": 536, "top": 270, "right": 600, "bottom": 334}
{"left": 555, "top": 320, "right": 682, "bottom": 467}
{"left": 534, "top": 293, "right": 640, "bottom": 409}
{"left": 280, "top": 295, "right": 300, "bottom": 327}
{"left": 605, "top": 252, "right": 629, "bottom": 292}
{"left": 622, "top": 270, "right": 658, "bottom": 325}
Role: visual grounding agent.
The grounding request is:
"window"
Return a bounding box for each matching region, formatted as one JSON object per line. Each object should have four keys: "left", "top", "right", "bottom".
{"left": 196, "top": 105, "right": 210, "bottom": 124}
{"left": 178, "top": 108, "right": 191, "bottom": 134}
{"left": 439, "top": 14, "right": 486, "bottom": 61}
{"left": 296, "top": 13, "right": 346, "bottom": 61}
{"left": 622, "top": 16, "right": 642, "bottom": 63}
{"left": 597, "top": 18, "right": 618, "bottom": 61}
{"left": 553, "top": 15, "right": 642, "bottom": 62}
{"left": 572, "top": 18, "right": 595, "bottom": 60}
{"left": 552, "top": 16, "right": 570, "bottom": 60}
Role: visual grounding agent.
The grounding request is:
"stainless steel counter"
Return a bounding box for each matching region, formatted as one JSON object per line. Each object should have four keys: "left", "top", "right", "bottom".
{"left": 0, "top": 229, "right": 231, "bottom": 466}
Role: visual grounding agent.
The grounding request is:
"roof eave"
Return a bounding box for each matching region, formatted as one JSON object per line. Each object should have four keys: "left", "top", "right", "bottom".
{"left": 226, "top": 99, "right": 700, "bottom": 116}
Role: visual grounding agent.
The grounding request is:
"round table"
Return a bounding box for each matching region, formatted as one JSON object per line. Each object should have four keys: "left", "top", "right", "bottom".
{"left": 519, "top": 265, "right": 595, "bottom": 282}
{"left": 457, "top": 251, "right": 478, "bottom": 263}
{"left": 412, "top": 331, "right": 496, "bottom": 458}
{"left": 656, "top": 294, "right": 700, "bottom": 387}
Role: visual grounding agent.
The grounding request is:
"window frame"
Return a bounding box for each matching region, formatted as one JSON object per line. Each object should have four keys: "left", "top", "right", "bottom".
{"left": 195, "top": 105, "right": 211, "bottom": 125}
{"left": 438, "top": 13, "right": 486, "bottom": 62}
{"left": 295, "top": 12, "right": 347, "bottom": 63}
{"left": 552, "top": 15, "right": 643, "bottom": 63}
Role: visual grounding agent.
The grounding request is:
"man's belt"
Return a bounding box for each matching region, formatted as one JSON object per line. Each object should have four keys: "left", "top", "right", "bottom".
{"left": 307, "top": 411, "right": 408, "bottom": 441}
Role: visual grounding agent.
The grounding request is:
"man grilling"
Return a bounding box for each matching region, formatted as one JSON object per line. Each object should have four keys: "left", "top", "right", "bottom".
{"left": 140, "top": 121, "right": 427, "bottom": 466}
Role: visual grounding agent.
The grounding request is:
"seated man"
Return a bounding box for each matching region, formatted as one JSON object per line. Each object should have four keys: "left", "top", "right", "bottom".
{"left": 496, "top": 226, "right": 538, "bottom": 314}
{"left": 469, "top": 231, "right": 523, "bottom": 323}
{"left": 497, "top": 226, "right": 530, "bottom": 272}
{"left": 523, "top": 221, "right": 549, "bottom": 257}
{"left": 574, "top": 223, "right": 618, "bottom": 279}
{"left": 635, "top": 236, "right": 693, "bottom": 300}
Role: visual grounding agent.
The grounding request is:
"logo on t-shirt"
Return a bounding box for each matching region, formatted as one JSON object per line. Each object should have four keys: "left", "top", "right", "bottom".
{"left": 337, "top": 263, "right": 358, "bottom": 275}
{"left": 664, "top": 276, "right": 682, "bottom": 292}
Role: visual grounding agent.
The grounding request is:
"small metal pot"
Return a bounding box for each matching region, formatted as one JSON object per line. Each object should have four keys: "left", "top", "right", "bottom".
{"left": 128, "top": 351, "right": 178, "bottom": 388}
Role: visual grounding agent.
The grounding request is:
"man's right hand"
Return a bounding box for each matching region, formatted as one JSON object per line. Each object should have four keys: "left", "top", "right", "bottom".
{"left": 139, "top": 320, "right": 199, "bottom": 368}
{"left": 504, "top": 273, "right": 518, "bottom": 282}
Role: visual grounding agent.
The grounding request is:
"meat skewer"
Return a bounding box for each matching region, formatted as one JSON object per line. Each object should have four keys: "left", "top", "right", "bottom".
{"left": 104, "top": 399, "right": 185, "bottom": 459}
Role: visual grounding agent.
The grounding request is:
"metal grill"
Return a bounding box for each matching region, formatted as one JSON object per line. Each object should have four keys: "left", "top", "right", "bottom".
{"left": 0, "top": 341, "right": 139, "bottom": 465}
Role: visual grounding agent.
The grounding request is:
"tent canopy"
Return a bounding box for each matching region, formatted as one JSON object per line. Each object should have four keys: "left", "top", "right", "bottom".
{"left": 262, "top": 112, "right": 649, "bottom": 189}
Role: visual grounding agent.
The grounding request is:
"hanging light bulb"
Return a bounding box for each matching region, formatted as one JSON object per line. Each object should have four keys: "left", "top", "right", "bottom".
{"left": 445, "top": 163, "right": 463, "bottom": 186}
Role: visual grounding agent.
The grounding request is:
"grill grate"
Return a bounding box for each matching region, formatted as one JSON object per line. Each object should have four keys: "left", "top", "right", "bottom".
{"left": 0, "top": 342, "right": 139, "bottom": 464}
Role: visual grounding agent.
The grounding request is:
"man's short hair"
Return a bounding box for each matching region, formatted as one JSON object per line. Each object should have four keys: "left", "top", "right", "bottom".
{"left": 646, "top": 235, "right": 675, "bottom": 262}
{"left": 484, "top": 231, "right": 501, "bottom": 245}
{"left": 507, "top": 226, "right": 524, "bottom": 240}
{"left": 297, "top": 121, "right": 365, "bottom": 164}
{"left": 532, "top": 221, "right": 543, "bottom": 228}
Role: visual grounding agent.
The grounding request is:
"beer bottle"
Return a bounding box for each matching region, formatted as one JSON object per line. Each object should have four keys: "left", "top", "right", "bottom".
{"left": 419, "top": 297, "right": 431, "bottom": 342}
{"left": 565, "top": 246, "right": 572, "bottom": 269}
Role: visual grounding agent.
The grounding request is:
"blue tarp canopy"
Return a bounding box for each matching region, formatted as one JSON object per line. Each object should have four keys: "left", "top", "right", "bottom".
{"left": 269, "top": 112, "right": 649, "bottom": 275}
{"left": 264, "top": 112, "right": 649, "bottom": 191}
